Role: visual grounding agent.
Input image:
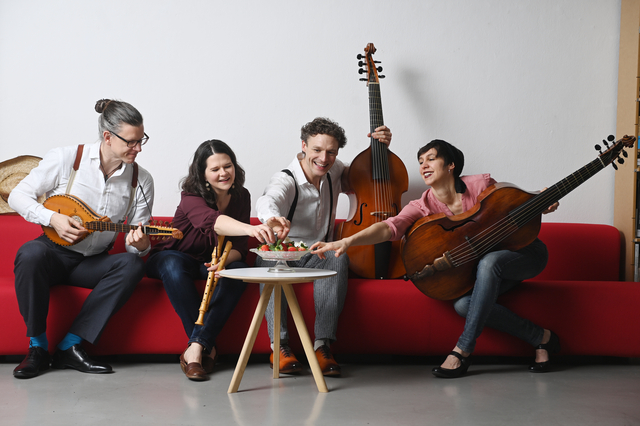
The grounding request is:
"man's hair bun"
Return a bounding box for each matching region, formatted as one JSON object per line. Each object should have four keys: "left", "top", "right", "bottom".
{"left": 95, "top": 99, "right": 112, "bottom": 113}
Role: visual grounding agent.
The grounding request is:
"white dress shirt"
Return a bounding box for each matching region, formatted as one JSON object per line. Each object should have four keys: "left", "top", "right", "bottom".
{"left": 256, "top": 156, "right": 345, "bottom": 244}
{"left": 8, "top": 140, "right": 154, "bottom": 256}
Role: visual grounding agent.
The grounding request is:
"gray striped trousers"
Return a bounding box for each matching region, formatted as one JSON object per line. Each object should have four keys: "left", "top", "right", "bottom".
{"left": 257, "top": 251, "right": 349, "bottom": 344}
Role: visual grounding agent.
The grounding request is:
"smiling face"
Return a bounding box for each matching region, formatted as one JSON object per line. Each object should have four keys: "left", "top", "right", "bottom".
{"left": 204, "top": 153, "right": 235, "bottom": 196}
{"left": 418, "top": 148, "right": 454, "bottom": 187}
{"left": 300, "top": 134, "right": 339, "bottom": 186}
{"left": 104, "top": 123, "right": 145, "bottom": 164}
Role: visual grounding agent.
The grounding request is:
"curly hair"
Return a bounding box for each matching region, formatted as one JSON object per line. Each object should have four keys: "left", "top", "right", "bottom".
{"left": 181, "top": 140, "right": 246, "bottom": 209}
{"left": 300, "top": 117, "right": 347, "bottom": 148}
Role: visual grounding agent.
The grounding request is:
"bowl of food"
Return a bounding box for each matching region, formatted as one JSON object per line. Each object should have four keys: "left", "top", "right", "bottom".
{"left": 250, "top": 240, "right": 311, "bottom": 272}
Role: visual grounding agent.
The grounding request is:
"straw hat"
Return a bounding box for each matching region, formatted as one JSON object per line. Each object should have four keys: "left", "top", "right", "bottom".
{"left": 0, "top": 155, "right": 44, "bottom": 214}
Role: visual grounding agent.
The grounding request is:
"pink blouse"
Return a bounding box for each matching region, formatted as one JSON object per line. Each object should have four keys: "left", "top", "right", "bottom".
{"left": 384, "top": 174, "right": 496, "bottom": 241}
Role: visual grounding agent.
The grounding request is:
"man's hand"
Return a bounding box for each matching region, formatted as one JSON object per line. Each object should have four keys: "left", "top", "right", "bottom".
{"left": 266, "top": 216, "right": 291, "bottom": 241}
{"left": 126, "top": 222, "right": 150, "bottom": 251}
{"left": 49, "top": 212, "right": 89, "bottom": 244}
{"left": 368, "top": 125, "right": 392, "bottom": 147}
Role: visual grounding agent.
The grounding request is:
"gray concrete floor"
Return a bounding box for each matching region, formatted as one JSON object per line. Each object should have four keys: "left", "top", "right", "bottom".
{"left": 1, "top": 355, "right": 639, "bottom": 426}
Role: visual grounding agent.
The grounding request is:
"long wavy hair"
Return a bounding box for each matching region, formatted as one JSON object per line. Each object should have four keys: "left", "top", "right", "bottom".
{"left": 181, "top": 140, "right": 246, "bottom": 209}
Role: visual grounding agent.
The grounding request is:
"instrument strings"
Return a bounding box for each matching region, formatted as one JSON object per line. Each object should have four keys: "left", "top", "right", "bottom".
{"left": 446, "top": 156, "right": 605, "bottom": 266}
{"left": 369, "top": 82, "right": 393, "bottom": 223}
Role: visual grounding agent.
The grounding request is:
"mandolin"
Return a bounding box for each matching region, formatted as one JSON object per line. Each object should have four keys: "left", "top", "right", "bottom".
{"left": 402, "top": 135, "right": 635, "bottom": 301}
{"left": 337, "top": 43, "right": 409, "bottom": 279}
{"left": 42, "top": 194, "right": 183, "bottom": 246}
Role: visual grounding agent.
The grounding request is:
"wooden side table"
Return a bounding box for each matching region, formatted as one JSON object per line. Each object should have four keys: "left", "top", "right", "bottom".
{"left": 218, "top": 267, "right": 337, "bottom": 393}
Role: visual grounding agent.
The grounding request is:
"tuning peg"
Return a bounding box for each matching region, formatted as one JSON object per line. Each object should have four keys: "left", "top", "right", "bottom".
{"left": 358, "top": 61, "right": 365, "bottom": 67}
{"left": 618, "top": 157, "right": 625, "bottom": 165}
{"left": 622, "top": 151, "right": 628, "bottom": 158}
{"left": 377, "top": 66, "right": 383, "bottom": 72}
{"left": 607, "top": 134, "right": 615, "bottom": 142}
{"left": 612, "top": 163, "right": 618, "bottom": 170}
{"left": 374, "top": 60, "right": 381, "bottom": 64}
{"left": 379, "top": 75, "right": 386, "bottom": 79}
{"left": 595, "top": 144, "right": 602, "bottom": 152}
{"left": 359, "top": 78, "right": 367, "bottom": 81}
{"left": 357, "top": 54, "right": 364, "bottom": 59}
{"left": 358, "top": 68, "right": 366, "bottom": 74}
{"left": 602, "top": 139, "right": 610, "bottom": 148}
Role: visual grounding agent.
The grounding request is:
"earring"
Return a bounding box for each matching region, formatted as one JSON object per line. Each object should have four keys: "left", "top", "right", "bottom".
{"left": 205, "top": 182, "right": 211, "bottom": 191}
{"left": 232, "top": 183, "right": 235, "bottom": 189}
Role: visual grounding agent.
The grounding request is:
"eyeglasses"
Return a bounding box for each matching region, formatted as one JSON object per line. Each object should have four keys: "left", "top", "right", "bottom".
{"left": 110, "top": 131, "right": 149, "bottom": 148}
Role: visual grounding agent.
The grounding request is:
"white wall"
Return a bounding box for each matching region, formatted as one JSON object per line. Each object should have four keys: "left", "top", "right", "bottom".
{"left": 0, "top": 0, "right": 623, "bottom": 224}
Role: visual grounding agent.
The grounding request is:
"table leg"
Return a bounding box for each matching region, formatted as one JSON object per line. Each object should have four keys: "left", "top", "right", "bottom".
{"left": 228, "top": 283, "right": 275, "bottom": 393}
{"left": 281, "top": 284, "right": 328, "bottom": 393}
{"left": 272, "top": 283, "right": 281, "bottom": 378}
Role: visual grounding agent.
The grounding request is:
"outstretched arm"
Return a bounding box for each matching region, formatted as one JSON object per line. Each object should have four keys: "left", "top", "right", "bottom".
{"left": 214, "top": 215, "right": 290, "bottom": 244}
{"left": 311, "top": 221, "right": 392, "bottom": 259}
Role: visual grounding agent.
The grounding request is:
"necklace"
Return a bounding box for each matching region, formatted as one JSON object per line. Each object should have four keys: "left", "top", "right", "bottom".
{"left": 100, "top": 162, "right": 122, "bottom": 181}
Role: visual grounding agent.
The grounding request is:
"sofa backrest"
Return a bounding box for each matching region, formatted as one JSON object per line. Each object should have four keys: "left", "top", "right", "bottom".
{"left": 0, "top": 215, "right": 43, "bottom": 277}
{"left": 2, "top": 216, "right": 621, "bottom": 282}
{"left": 535, "top": 222, "right": 620, "bottom": 281}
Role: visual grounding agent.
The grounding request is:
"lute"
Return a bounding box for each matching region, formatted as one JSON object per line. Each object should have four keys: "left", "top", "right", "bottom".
{"left": 42, "top": 194, "right": 183, "bottom": 246}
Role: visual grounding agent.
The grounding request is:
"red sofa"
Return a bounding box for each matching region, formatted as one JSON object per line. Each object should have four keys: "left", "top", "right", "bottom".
{"left": 1, "top": 215, "right": 639, "bottom": 358}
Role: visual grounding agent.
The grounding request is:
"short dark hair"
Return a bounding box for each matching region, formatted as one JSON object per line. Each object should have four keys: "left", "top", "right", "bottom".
{"left": 300, "top": 117, "right": 347, "bottom": 148}
{"left": 181, "top": 140, "right": 246, "bottom": 209}
{"left": 417, "top": 139, "right": 467, "bottom": 193}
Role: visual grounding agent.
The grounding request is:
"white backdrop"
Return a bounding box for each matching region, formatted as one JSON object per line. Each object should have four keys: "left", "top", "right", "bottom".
{"left": 0, "top": 0, "right": 622, "bottom": 224}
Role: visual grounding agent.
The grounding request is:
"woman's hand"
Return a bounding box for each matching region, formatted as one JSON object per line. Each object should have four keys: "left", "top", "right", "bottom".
{"left": 248, "top": 222, "right": 279, "bottom": 244}
{"left": 126, "top": 222, "right": 150, "bottom": 251}
{"left": 310, "top": 239, "right": 350, "bottom": 259}
{"left": 368, "top": 125, "right": 392, "bottom": 147}
{"left": 540, "top": 188, "right": 559, "bottom": 214}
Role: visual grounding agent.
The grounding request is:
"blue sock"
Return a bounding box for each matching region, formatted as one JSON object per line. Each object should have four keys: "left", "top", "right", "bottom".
{"left": 30, "top": 332, "right": 48, "bottom": 349}
{"left": 57, "top": 333, "right": 82, "bottom": 351}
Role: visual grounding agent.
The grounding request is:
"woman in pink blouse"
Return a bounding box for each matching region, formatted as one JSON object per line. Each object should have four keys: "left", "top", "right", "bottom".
{"left": 312, "top": 139, "right": 560, "bottom": 378}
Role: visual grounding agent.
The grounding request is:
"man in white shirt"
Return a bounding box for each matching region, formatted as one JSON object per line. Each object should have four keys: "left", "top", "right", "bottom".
{"left": 9, "top": 99, "right": 154, "bottom": 379}
{"left": 255, "top": 117, "right": 391, "bottom": 376}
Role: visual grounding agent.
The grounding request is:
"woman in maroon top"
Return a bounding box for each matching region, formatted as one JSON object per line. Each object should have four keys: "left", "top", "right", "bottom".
{"left": 312, "top": 139, "right": 560, "bottom": 378}
{"left": 147, "top": 140, "right": 288, "bottom": 381}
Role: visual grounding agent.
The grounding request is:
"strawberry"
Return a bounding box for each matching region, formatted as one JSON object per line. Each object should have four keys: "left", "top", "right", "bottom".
{"left": 259, "top": 245, "right": 270, "bottom": 251}
{"left": 288, "top": 246, "right": 297, "bottom": 251}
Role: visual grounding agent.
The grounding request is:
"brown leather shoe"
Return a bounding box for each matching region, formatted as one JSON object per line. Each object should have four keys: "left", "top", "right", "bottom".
{"left": 202, "top": 351, "right": 217, "bottom": 374}
{"left": 180, "top": 351, "right": 207, "bottom": 381}
{"left": 315, "top": 345, "right": 341, "bottom": 376}
{"left": 270, "top": 345, "right": 302, "bottom": 374}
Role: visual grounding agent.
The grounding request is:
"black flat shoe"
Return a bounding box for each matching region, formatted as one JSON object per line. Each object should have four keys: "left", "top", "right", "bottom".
{"left": 529, "top": 331, "right": 561, "bottom": 373}
{"left": 432, "top": 351, "right": 472, "bottom": 378}
{"left": 51, "top": 344, "right": 113, "bottom": 374}
{"left": 13, "top": 346, "right": 51, "bottom": 379}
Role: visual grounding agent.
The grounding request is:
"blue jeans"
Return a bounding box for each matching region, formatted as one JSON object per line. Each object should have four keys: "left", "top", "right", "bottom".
{"left": 453, "top": 239, "right": 548, "bottom": 353}
{"left": 146, "top": 250, "right": 247, "bottom": 353}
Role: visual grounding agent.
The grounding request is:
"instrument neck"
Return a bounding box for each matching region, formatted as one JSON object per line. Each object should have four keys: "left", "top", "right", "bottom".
{"left": 368, "top": 82, "right": 389, "bottom": 181}
{"left": 510, "top": 156, "right": 605, "bottom": 227}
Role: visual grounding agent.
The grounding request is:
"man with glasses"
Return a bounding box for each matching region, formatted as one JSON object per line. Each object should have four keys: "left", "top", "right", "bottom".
{"left": 9, "top": 99, "right": 154, "bottom": 379}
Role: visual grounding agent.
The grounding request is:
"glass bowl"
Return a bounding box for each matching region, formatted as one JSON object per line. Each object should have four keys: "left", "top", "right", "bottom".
{"left": 250, "top": 248, "right": 311, "bottom": 272}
